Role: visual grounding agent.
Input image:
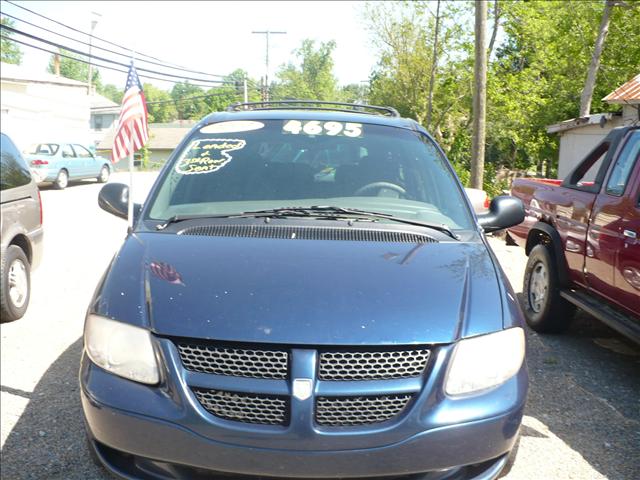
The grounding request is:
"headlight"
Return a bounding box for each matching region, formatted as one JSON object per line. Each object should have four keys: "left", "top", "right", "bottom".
{"left": 445, "top": 327, "right": 525, "bottom": 396}
{"left": 84, "top": 314, "right": 160, "bottom": 385}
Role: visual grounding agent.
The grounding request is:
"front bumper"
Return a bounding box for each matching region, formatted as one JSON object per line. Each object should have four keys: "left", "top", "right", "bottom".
{"left": 80, "top": 339, "right": 527, "bottom": 479}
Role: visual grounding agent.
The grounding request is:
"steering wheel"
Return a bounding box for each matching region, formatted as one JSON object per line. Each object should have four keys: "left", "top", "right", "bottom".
{"left": 354, "top": 181, "right": 407, "bottom": 197}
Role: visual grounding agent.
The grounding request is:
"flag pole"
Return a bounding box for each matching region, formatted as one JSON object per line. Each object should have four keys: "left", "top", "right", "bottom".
{"left": 127, "top": 130, "right": 134, "bottom": 229}
{"left": 127, "top": 53, "right": 135, "bottom": 230}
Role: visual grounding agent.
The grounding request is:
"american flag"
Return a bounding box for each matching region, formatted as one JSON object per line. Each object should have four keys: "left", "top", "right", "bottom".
{"left": 112, "top": 62, "right": 149, "bottom": 163}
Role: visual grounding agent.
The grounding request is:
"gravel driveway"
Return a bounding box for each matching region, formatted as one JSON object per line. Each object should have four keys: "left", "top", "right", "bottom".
{"left": 1, "top": 172, "right": 638, "bottom": 479}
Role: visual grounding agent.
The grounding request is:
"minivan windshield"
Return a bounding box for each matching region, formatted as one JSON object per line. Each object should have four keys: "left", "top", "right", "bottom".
{"left": 147, "top": 120, "right": 474, "bottom": 230}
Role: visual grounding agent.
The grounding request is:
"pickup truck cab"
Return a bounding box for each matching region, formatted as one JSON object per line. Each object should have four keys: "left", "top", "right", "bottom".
{"left": 509, "top": 126, "right": 639, "bottom": 343}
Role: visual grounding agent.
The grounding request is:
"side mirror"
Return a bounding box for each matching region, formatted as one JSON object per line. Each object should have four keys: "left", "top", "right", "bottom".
{"left": 477, "top": 195, "right": 525, "bottom": 233}
{"left": 98, "top": 183, "right": 141, "bottom": 221}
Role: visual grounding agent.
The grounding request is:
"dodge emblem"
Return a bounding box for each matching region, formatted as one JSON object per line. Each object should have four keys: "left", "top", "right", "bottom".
{"left": 292, "top": 378, "right": 313, "bottom": 401}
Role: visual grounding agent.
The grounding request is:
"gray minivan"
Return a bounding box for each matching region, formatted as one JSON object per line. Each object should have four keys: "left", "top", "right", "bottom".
{"left": 1, "top": 133, "right": 43, "bottom": 322}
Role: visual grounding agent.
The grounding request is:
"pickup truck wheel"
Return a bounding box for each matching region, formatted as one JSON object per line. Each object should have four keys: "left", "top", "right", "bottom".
{"left": 1, "top": 245, "right": 31, "bottom": 322}
{"left": 523, "top": 244, "right": 575, "bottom": 332}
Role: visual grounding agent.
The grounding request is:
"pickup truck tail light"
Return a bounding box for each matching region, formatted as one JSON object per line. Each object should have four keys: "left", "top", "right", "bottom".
{"left": 483, "top": 194, "right": 490, "bottom": 209}
{"left": 31, "top": 159, "right": 49, "bottom": 165}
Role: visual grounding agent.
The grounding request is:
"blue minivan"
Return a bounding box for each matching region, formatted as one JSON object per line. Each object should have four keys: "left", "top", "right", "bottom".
{"left": 81, "top": 102, "right": 528, "bottom": 480}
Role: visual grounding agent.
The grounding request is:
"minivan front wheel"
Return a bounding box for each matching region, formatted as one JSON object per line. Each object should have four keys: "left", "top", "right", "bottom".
{"left": 1, "top": 245, "right": 31, "bottom": 322}
{"left": 54, "top": 169, "right": 68, "bottom": 190}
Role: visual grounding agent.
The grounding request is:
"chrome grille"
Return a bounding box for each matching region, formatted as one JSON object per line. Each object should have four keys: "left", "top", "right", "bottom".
{"left": 176, "top": 342, "right": 288, "bottom": 379}
{"left": 194, "top": 389, "right": 288, "bottom": 425}
{"left": 316, "top": 395, "right": 412, "bottom": 426}
{"left": 318, "top": 349, "right": 430, "bottom": 381}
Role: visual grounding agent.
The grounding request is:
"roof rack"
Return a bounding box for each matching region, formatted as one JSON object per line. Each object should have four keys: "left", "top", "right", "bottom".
{"left": 226, "top": 100, "right": 400, "bottom": 118}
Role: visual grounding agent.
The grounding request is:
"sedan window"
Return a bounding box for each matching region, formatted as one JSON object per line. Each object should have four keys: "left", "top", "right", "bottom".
{"left": 62, "top": 145, "right": 76, "bottom": 158}
{"left": 74, "top": 145, "right": 94, "bottom": 158}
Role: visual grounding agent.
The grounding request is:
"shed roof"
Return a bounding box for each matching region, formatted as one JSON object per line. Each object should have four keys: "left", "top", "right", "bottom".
{"left": 603, "top": 73, "right": 640, "bottom": 104}
{"left": 546, "top": 113, "right": 617, "bottom": 134}
{"left": 90, "top": 93, "right": 119, "bottom": 110}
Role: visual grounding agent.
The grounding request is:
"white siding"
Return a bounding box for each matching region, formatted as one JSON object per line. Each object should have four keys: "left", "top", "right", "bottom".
{"left": 557, "top": 119, "right": 624, "bottom": 179}
{"left": 0, "top": 79, "right": 90, "bottom": 151}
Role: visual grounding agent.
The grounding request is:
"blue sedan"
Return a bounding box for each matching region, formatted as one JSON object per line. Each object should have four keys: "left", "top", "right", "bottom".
{"left": 25, "top": 142, "right": 111, "bottom": 189}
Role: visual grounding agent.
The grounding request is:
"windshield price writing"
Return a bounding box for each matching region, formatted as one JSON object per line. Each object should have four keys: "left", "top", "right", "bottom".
{"left": 282, "top": 120, "right": 363, "bottom": 138}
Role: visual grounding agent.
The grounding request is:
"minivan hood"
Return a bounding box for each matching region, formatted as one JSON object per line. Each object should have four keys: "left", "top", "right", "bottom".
{"left": 96, "top": 232, "right": 503, "bottom": 345}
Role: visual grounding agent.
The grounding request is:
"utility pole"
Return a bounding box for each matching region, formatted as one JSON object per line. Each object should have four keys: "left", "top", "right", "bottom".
{"left": 87, "top": 11, "right": 101, "bottom": 95}
{"left": 471, "top": 0, "right": 487, "bottom": 190}
{"left": 252, "top": 30, "right": 287, "bottom": 101}
{"left": 243, "top": 77, "right": 248, "bottom": 103}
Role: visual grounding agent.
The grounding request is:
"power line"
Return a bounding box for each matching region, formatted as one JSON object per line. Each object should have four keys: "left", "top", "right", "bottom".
{"left": 3, "top": 0, "right": 228, "bottom": 78}
{"left": 0, "top": 18, "right": 259, "bottom": 88}
{"left": 0, "top": 24, "right": 238, "bottom": 85}
{"left": 0, "top": 34, "right": 255, "bottom": 89}
{"left": 0, "top": 10, "right": 251, "bottom": 84}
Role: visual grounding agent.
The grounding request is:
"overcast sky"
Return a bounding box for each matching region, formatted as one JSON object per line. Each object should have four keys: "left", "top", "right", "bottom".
{"left": 1, "top": 0, "right": 378, "bottom": 90}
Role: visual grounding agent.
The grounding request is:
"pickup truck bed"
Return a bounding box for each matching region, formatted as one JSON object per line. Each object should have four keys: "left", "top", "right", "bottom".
{"left": 508, "top": 126, "right": 639, "bottom": 343}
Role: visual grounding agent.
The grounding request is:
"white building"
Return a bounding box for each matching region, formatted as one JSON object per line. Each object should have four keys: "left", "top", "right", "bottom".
{"left": 547, "top": 73, "right": 640, "bottom": 179}
{"left": 89, "top": 93, "right": 120, "bottom": 147}
{"left": 0, "top": 62, "right": 91, "bottom": 151}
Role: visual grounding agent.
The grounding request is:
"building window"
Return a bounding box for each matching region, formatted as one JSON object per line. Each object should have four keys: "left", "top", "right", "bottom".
{"left": 94, "top": 115, "right": 103, "bottom": 131}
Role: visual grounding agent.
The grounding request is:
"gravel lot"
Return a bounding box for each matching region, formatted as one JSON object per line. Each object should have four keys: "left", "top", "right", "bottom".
{"left": 1, "top": 172, "right": 638, "bottom": 479}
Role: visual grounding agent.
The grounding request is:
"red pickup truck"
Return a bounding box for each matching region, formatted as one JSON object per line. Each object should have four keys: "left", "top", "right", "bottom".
{"left": 508, "top": 126, "right": 639, "bottom": 343}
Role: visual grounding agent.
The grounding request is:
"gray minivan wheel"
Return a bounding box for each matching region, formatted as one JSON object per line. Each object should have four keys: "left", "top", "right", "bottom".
{"left": 1, "top": 245, "right": 31, "bottom": 322}
{"left": 97, "top": 165, "right": 110, "bottom": 183}
{"left": 54, "top": 169, "right": 68, "bottom": 190}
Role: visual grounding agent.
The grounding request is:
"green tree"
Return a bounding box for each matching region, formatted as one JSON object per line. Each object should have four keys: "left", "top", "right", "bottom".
{"left": 170, "top": 82, "right": 208, "bottom": 120}
{"left": 143, "top": 83, "right": 178, "bottom": 123}
{"left": 99, "top": 84, "right": 123, "bottom": 104}
{"left": 363, "top": 0, "right": 640, "bottom": 188}
{"left": 365, "top": 1, "right": 474, "bottom": 149}
{"left": 272, "top": 39, "right": 340, "bottom": 100}
{"left": 1, "top": 17, "right": 23, "bottom": 65}
{"left": 204, "top": 69, "right": 261, "bottom": 112}
{"left": 47, "top": 49, "right": 101, "bottom": 89}
{"left": 488, "top": 0, "right": 640, "bottom": 174}
{"left": 340, "top": 83, "right": 369, "bottom": 103}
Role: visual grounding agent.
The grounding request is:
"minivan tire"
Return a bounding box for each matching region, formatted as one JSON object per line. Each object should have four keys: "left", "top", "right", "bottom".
{"left": 54, "top": 169, "right": 68, "bottom": 190}
{"left": 97, "top": 165, "right": 110, "bottom": 183}
{"left": 1, "top": 245, "right": 31, "bottom": 322}
{"left": 522, "top": 244, "right": 575, "bottom": 333}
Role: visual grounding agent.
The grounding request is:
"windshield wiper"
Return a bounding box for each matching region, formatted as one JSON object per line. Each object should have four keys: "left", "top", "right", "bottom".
{"left": 156, "top": 206, "right": 458, "bottom": 239}
{"left": 155, "top": 209, "right": 317, "bottom": 230}
{"left": 306, "top": 206, "right": 458, "bottom": 239}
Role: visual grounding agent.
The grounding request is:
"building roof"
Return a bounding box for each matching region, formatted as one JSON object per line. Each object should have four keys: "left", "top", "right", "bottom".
{"left": 546, "top": 112, "right": 619, "bottom": 134}
{"left": 97, "top": 120, "right": 197, "bottom": 150}
{"left": 603, "top": 73, "right": 640, "bottom": 104}
{"left": 0, "top": 62, "right": 89, "bottom": 88}
{"left": 90, "top": 93, "right": 119, "bottom": 110}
